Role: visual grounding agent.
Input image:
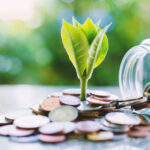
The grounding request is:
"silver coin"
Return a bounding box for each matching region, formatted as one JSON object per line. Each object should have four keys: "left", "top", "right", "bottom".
{"left": 0, "top": 125, "right": 13, "bottom": 136}
{"left": 49, "top": 105, "right": 78, "bottom": 122}
{"left": 14, "top": 115, "right": 49, "bottom": 129}
{"left": 9, "top": 125, "right": 35, "bottom": 137}
{"left": 105, "top": 112, "right": 141, "bottom": 125}
{"left": 50, "top": 92, "right": 62, "bottom": 97}
{"left": 134, "top": 108, "right": 150, "bottom": 115}
{"left": 77, "top": 101, "right": 102, "bottom": 112}
{"left": 92, "top": 94, "right": 119, "bottom": 102}
{"left": 10, "top": 135, "right": 39, "bottom": 143}
{"left": 90, "top": 90, "right": 111, "bottom": 98}
{"left": 63, "top": 89, "right": 90, "bottom": 96}
{"left": 5, "top": 109, "right": 33, "bottom": 121}
{"left": 39, "top": 122, "right": 64, "bottom": 135}
{"left": 59, "top": 122, "right": 76, "bottom": 134}
{"left": 100, "top": 117, "right": 126, "bottom": 129}
{"left": 0, "top": 115, "right": 12, "bottom": 125}
{"left": 99, "top": 123, "right": 129, "bottom": 133}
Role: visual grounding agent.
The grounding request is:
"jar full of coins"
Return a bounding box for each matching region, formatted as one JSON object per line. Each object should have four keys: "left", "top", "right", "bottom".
{"left": 119, "top": 39, "right": 150, "bottom": 99}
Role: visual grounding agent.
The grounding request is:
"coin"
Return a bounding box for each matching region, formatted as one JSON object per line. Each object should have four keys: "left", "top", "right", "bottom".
{"left": 105, "top": 112, "right": 141, "bottom": 125}
{"left": 49, "top": 105, "right": 78, "bottom": 122}
{"left": 14, "top": 115, "right": 49, "bottom": 129}
{"left": 128, "top": 130, "right": 150, "bottom": 138}
{"left": 59, "top": 122, "right": 76, "bottom": 134}
{"left": 0, "top": 115, "right": 12, "bottom": 125}
{"left": 40, "top": 97, "right": 61, "bottom": 112}
{"left": 30, "top": 104, "right": 47, "bottom": 115}
{"left": 136, "top": 114, "right": 150, "bottom": 125}
{"left": 99, "top": 123, "right": 130, "bottom": 133}
{"left": 10, "top": 135, "right": 39, "bottom": 143}
{"left": 144, "top": 82, "right": 150, "bottom": 96}
{"left": 9, "top": 125, "right": 35, "bottom": 137}
{"left": 60, "top": 95, "right": 80, "bottom": 106}
{"left": 132, "top": 101, "right": 150, "bottom": 110}
{"left": 90, "top": 90, "right": 111, "bottom": 98}
{"left": 79, "top": 111, "right": 100, "bottom": 118}
{"left": 100, "top": 117, "right": 127, "bottom": 129}
{"left": 87, "top": 97, "right": 111, "bottom": 105}
{"left": 76, "top": 121, "right": 100, "bottom": 133}
{"left": 5, "top": 109, "right": 33, "bottom": 121}
{"left": 133, "top": 125, "right": 150, "bottom": 131}
{"left": 0, "top": 125, "right": 13, "bottom": 136}
{"left": 77, "top": 101, "right": 102, "bottom": 112}
{"left": 134, "top": 108, "right": 150, "bottom": 115}
{"left": 39, "top": 134, "right": 66, "bottom": 143}
{"left": 63, "top": 89, "right": 90, "bottom": 96}
{"left": 92, "top": 94, "right": 119, "bottom": 102}
{"left": 50, "top": 92, "right": 62, "bottom": 97}
{"left": 87, "top": 131, "right": 114, "bottom": 141}
{"left": 39, "top": 122, "right": 64, "bottom": 135}
{"left": 118, "top": 97, "right": 143, "bottom": 102}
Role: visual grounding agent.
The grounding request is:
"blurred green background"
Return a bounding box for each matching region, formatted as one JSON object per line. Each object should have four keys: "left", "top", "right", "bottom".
{"left": 0, "top": 0, "right": 149, "bottom": 86}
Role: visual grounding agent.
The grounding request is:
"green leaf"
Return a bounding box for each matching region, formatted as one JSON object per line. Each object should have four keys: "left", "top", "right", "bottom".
{"left": 86, "top": 24, "right": 110, "bottom": 79}
{"left": 95, "top": 20, "right": 101, "bottom": 31}
{"left": 82, "top": 18, "right": 97, "bottom": 44}
{"left": 61, "top": 20, "right": 89, "bottom": 78}
{"left": 94, "top": 34, "right": 108, "bottom": 68}
{"left": 72, "top": 17, "right": 82, "bottom": 29}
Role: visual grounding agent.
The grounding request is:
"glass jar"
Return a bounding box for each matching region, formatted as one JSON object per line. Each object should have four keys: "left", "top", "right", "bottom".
{"left": 119, "top": 39, "right": 150, "bottom": 99}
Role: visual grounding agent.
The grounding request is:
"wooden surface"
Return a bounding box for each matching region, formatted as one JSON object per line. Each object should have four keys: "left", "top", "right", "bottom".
{"left": 0, "top": 85, "right": 149, "bottom": 150}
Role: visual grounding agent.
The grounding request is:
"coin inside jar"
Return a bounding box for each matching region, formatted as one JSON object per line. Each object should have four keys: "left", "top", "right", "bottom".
{"left": 77, "top": 101, "right": 102, "bottom": 112}
{"left": 5, "top": 109, "right": 33, "bottom": 121}
{"left": 87, "top": 131, "right": 114, "bottom": 141}
{"left": 105, "top": 112, "right": 141, "bottom": 125}
{"left": 60, "top": 95, "right": 81, "bottom": 106}
{"left": 39, "top": 122, "right": 64, "bottom": 135}
{"left": 90, "top": 90, "right": 111, "bottom": 98}
{"left": 76, "top": 121, "right": 100, "bottom": 133}
{"left": 39, "top": 134, "right": 66, "bottom": 143}
{"left": 14, "top": 115, "right": 49, "bottom": 129}
{"left": 49, "top": 105, "right": 78, "bottom": 122}
{"left": 87, "top": 97, "right": 111, "bottom": 105}
{"left": 40, "top": 97, "right": 61, "bottom": 112}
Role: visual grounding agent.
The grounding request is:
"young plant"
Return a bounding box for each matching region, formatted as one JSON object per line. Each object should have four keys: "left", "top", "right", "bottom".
{"left": 61, "top": 17, "right": 110, "bottom": 101}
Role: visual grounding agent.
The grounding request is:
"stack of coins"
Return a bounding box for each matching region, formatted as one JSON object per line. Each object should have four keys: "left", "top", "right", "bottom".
{"left": 1, "top": 88, "right": 150, "bottom": 143}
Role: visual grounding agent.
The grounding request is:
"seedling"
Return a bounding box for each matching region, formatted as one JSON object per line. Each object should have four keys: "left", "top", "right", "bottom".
{"left": 61, "top": 17, "right": 110, "bottom": 101}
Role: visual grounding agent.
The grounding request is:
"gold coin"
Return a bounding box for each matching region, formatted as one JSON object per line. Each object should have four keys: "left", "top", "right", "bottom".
{"left": 30, "top": 104, "right": 47, "bottom": 115}
{"left": 87, "top": 131, "right": 114, "bottom": 141}
{"left": 40, "top": 97, "right": 61, "bottom": 112}
{"left": 105, "top": 112, "right": 141, "bottom": 125}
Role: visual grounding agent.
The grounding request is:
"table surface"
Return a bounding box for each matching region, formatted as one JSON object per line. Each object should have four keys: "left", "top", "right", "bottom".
{"left": 0, "top": 85, "right": 149, "bottom": 150}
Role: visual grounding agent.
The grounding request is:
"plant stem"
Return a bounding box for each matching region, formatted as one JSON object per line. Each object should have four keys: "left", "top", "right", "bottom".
{"left": 80, "top": 78, "right": 88, "bottom": 101}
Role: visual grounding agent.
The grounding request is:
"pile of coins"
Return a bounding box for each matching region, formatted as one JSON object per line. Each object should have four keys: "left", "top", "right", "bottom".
{"left": 1, "top": 87, "right": 150, "bottom": 143}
